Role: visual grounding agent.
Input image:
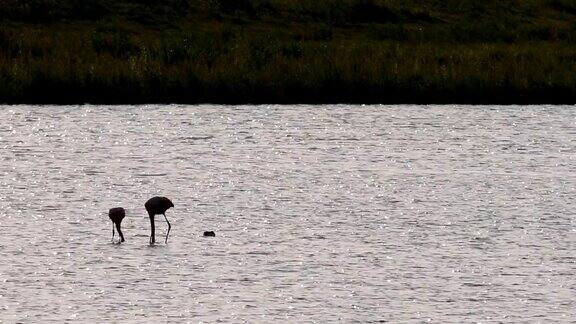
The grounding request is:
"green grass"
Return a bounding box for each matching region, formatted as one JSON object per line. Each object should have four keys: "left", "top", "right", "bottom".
{"left": 1, "top": 0, "right": 576, "bottom": 103}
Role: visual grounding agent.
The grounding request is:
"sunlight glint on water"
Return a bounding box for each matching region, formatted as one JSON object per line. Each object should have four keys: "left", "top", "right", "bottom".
{"left": 0, "top": 105, "right": 574, "bottom": 322}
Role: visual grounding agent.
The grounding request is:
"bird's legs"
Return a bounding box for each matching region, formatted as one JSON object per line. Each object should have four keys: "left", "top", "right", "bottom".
{"left": 112, "top": 222, "right": 115, "bottom": 242}
{"left": 164, "top": 213, "right": 171, "bottom": 243}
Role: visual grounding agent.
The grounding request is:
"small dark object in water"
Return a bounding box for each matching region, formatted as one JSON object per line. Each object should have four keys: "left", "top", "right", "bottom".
{"left": 109, "top": 207, "right": 126, "bottom": 243}
{"left": 203, "top": 231, "right": 215, "bottom": 237}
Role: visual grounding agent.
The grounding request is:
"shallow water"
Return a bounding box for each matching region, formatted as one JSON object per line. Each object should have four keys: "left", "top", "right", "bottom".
{"left": 0, "top": 104, "right": 574, "bottom": 322}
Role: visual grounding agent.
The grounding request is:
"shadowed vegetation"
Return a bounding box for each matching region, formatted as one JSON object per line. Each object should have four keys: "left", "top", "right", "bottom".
{"left": 1, "top": 0, "right": 576, "bottom": 104}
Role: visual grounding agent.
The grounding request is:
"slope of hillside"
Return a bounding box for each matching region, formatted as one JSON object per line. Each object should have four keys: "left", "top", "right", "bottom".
{"left": 1, "top": 0, "right": 575, "bottom": 103}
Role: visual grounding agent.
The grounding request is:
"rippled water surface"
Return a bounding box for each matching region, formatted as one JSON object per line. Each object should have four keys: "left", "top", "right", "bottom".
{"left": 0, "top": 105, "right": 575, "bottom": 322}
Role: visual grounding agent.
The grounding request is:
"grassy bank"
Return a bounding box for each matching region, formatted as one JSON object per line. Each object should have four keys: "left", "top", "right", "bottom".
{"left": 1, "top": 0, "right": 576, "bottom": 104}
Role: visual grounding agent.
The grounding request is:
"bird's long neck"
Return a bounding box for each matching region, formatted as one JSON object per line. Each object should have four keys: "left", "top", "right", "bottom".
{"left": 149, "top": 214, "right": 155, "bottom": 243}
{"left": 115, "top": 222, "right": 125, "bottom": 242}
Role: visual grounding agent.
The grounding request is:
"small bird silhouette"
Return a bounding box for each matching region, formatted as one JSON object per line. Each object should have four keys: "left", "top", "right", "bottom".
{"left": 108, "top": 207, "right": 126, "bottom": 243}
{"left": 145, "top": 196, "right": 174, "bottom": 244}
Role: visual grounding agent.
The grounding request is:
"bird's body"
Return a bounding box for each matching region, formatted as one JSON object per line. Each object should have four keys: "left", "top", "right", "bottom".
{"left": 109, "top": 207, "right": 126, "bottom": 243}
{"left": 145, "top": 196, "right": 174, "bottom": 244}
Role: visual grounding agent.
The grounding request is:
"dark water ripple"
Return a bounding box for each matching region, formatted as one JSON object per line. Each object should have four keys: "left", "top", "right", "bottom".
{"left": 0, "top": 104, "right": 574, "bottom": 322}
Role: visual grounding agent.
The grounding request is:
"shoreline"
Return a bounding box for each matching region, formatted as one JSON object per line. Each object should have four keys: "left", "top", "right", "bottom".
{"left": 2, "top": 91, "right": 575, "bottom": 105}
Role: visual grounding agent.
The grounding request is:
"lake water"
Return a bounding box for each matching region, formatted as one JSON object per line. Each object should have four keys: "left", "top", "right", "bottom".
{"left": 0, "top": 105, "right": 574, "bottom": 322}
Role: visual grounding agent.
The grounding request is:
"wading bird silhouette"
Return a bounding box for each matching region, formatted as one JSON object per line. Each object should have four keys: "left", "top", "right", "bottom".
{"left": 145, "top": 196, "right": 174, "bottom": 244}
{"left": 109, "top": 207, "right": 126, "bottom": 243}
